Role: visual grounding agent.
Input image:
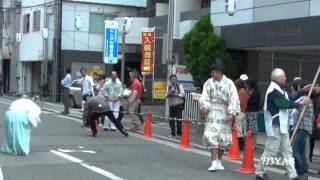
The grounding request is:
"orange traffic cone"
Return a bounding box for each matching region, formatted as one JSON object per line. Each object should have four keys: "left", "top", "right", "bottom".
{"left": 178, "top": 117, "right": 190, "bottom": 149}
{"left": 226, "top": 124, "right": 241, "bottom": 160}
{"left": 142, "top": 112, "right": 152, "bottom": 138}
{"left": 235, "top": 130, "right": 256, "bottom": 174}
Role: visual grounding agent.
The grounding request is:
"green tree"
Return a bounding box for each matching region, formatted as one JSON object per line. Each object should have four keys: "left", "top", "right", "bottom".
{"left": 182, "top": 15, "right": 237, "bottom": 87}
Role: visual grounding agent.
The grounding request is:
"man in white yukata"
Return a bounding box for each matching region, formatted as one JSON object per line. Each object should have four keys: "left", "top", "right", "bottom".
{"left": 103, "top": 71, "right": 123, "bottom": 131}
{"left": 199, "top": 58, "right": 241, "bottom": 171}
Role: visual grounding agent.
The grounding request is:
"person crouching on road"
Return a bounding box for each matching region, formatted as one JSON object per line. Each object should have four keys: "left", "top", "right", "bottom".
{"left": 199, "top": 58, "right": 241, "bottom": 171}
{"left": 166, "top": 74, "right": 185, "bottom": 138}
{"left": 85, "top": 96, "right": 128, "bottom": 137}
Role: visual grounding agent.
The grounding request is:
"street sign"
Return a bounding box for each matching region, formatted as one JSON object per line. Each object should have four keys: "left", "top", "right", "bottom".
{"left": 173, "top": 64, "right": 197, "bottom": 91}
{"left": 104, "top": 20, "right": 119, "bottom": 64}
{"left": 141, "top": 28, "right": 155, "bottom": 75}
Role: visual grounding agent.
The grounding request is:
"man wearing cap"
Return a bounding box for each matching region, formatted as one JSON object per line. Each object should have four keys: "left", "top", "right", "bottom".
{"left": 85, "top": 96, "right": 128, "bottom": 137}
{"left": 199, "top": 58, "right": 241, "bottom": 171}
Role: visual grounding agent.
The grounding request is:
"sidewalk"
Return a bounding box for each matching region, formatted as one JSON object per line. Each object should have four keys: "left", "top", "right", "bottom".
{"left": 0, "top": 95, "right": 319, "bottom": 174}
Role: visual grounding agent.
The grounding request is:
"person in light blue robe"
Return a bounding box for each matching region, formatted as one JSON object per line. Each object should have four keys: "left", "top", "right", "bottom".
{"left": 1, "top": 96, "right": 41, "bottom": 155}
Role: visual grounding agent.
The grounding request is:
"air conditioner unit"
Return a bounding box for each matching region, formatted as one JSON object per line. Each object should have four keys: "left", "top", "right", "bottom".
{"left": 16, "top": 33, "right": 21, "bottom": 42}
{"left": 42, "top": 28, "right": 48, "bottom": 39}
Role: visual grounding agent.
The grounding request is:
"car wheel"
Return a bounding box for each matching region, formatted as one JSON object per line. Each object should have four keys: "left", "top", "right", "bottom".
{"left": 70, "top": 96, "right": 76, "bottom": 108}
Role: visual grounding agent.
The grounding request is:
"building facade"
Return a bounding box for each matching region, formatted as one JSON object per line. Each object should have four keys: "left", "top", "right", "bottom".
{"left": 211, "top": 0, "right": 320, "bottom": 91}
{"left": 2, "top": 0, "right": 147, "bottom": 98}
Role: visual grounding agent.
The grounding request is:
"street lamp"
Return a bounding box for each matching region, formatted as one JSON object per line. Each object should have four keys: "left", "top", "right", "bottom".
{"left": 225, "top": 0, "right": 237, "bottom": 16}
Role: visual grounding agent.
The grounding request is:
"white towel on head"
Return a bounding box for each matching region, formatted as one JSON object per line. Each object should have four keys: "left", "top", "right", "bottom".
{"left": 9, "top": 98, "right": 42, "bottom": 128}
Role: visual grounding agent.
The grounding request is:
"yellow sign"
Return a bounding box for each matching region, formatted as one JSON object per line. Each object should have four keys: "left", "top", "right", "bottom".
{"left": 153, "top": 81, "right": 167, "bottom": 99}
{"left": 89, "top": 67, "right": 103, "bottom": 77}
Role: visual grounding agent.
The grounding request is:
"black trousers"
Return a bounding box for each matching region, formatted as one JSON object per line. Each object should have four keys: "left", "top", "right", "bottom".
{"left": 138, "top": 103, "right": 144, "bottom": 124}
{"left": 88, "top": 110, "right": 126, "bottom": 136}
{"left": 169, "top": 105, "right": 183, "bottom": 136}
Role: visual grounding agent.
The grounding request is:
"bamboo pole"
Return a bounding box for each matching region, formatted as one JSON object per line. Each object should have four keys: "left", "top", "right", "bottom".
{"left": 290, "top": 65, "right": 320, "bottom": 144}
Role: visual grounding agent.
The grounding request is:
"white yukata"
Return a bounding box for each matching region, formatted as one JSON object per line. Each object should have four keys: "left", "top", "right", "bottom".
{"left": 103, "top": 78, "right": 123, "bottom": 130}
{"left": 199, "top": 76, "right": 240, "bottom": 150}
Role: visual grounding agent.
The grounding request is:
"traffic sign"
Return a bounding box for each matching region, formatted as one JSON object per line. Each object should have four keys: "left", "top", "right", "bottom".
{"left": 104, "top": 20, "right": 119, "bottom": 64}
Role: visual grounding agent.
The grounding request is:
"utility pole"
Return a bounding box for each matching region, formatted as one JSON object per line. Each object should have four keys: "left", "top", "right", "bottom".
{"left": 166, "top": 0, "right": 174, "bottom": 76}
{"left": 165, "top": 0, "right": 175, "bottom": 116}
{"left": 121, "top": 24, "right": 126, "bottom": 83}
{"left": 52, "top": 0, "right": 62, "bottom": 102}
{"left": 120, "top": 17, "right": 132, "bottom": 83}
{"left": 0, "top": 0, "right": 3, "bottom": 80}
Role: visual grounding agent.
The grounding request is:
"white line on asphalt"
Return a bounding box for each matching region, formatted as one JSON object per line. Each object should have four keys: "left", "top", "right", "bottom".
{"left": 57, "top": 148, "right": 96, "bottom": 154}
{"left": 50, "top": 150, "right": 124, "bottom": 180}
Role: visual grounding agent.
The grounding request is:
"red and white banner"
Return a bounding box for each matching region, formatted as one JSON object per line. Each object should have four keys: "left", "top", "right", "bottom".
{"left": 141, "top": 28, "right": 155, "bottom": 75}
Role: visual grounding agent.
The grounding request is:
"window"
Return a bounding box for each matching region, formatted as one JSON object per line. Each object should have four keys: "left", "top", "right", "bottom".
{"left": 33, "top": 10, "right": 41, "bottom": 32}
{"left": 5, "top": 10, "right": 12, "bottom": 25}
{"left": 23, "top": 14, "right": 30, "bottom": 33}
{"left": 89, "top": 13, "right": 115, "bottom": 33}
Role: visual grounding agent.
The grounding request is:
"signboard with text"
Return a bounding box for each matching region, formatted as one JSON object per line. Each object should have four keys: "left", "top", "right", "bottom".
{"left": 153, "top": 81, "right": 167, "bottom": 99}
{"left": 173, "top": 64, "right": 197, "bottom": 91}
{"left": 104, "top": 20, "right": 119, "bottom": 64}
{"left": 141, "top": 28, "right": 155, "bottom": 75}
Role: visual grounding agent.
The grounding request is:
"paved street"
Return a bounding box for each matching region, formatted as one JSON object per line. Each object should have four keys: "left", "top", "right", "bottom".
{"left": 0, "top": 98, "right": 319, "bottom": 180}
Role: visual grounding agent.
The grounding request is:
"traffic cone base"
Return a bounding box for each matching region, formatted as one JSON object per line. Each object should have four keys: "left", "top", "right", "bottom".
{"left": 178, "top": 117, "right": 190, "bottom": 149}
{"left": 178, "top": 144, "right": 190, "bottom": 149}
{"left": 225, "top": 155, "right": 242, "bottom": 160}
{"left": 234, "top": 167, "right": 256, "bottom": 174}
{"left": 142, "top": 112, "right": 152, "bottom": 138}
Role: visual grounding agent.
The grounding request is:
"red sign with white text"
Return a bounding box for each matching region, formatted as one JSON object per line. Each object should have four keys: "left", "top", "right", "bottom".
{"left": 141, "top": 28, "right": 155, "bottom": 75}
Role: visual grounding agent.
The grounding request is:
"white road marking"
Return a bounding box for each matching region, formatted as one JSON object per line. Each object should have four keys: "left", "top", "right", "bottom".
{"left": 50, "top": 150, "right": 124, "bottom": 180}
{"left": 57, "top": 148, "right": 96, "bottom": 154}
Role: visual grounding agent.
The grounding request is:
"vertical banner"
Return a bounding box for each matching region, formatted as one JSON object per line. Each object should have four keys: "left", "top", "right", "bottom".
{"left": 104, "top": 20, "right": 119, "bottom": 64}
{"left": 141, "top": 28, "right": 155, "bottom": 75}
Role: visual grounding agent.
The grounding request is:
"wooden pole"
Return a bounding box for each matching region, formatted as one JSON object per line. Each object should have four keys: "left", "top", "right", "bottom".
{"left": 290, "top": 65, "right": 320, "bottom": 144}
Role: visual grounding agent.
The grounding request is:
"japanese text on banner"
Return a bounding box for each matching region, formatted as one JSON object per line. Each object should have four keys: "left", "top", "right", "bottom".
{"left": 141, "top": 28, "right": 155, "bottom": 75}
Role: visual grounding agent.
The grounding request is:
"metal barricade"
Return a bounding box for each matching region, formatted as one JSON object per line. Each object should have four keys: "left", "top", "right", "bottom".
{"left": 182, "top": 92, "right": 200, "bottom": 121}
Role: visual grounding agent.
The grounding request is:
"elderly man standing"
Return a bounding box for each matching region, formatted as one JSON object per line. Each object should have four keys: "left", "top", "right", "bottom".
{"left": 103, "top": 71, "right": 123, "bottom": 131}
{"left": 255, "top": 68, "right": 310, "bottom": 180}
{"left": 199, "top": 59, "right": 241, "bottom": 171}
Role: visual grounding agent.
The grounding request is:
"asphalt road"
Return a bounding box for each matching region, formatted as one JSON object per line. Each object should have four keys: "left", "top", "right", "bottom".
{"left": 0, "top": 100, "right": 317, "bottom": 180}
